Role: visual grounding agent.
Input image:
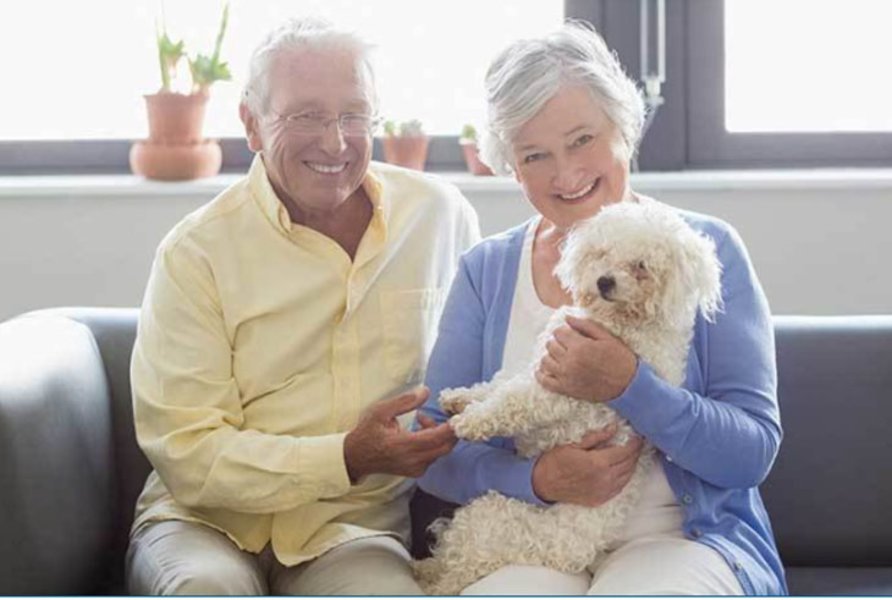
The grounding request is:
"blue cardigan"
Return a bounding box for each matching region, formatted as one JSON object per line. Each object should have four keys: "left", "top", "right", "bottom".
{"left": 417, "top": 210, "right": 787, "bottom": 595}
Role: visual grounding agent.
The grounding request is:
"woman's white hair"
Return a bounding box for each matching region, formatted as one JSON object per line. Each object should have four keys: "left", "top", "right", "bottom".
{"left": 242, "top": 17, "right": 378, "bottom": 116}
{"left": 479, "top": 20, "right": 645, "bottom": 175}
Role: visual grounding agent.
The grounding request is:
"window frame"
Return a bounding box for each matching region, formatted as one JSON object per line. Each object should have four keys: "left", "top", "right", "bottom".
{"left": 685, "top": 0, "right": 892, "bottom": 169}
{"left": 0, "top": 137, "right": 466, "bottom": 176}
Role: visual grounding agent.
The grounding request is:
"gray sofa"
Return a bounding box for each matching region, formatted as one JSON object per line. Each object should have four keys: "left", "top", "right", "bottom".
{"left": 0, "top": 308, "right": 890, "bottom": 595}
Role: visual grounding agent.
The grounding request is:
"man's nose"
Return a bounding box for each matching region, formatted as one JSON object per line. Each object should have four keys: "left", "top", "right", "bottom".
{"left": 319, "top": 120, "right": 347, "bottom": 154}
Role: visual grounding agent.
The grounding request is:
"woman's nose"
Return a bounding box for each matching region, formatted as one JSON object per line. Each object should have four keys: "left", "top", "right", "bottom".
{"left": 553, "top": 156, "right": 587, "bottom": 193}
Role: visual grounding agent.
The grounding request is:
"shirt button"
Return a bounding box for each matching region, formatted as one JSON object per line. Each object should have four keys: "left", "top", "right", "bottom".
{"left": 665, "top": 455, "right": 673, "bottom": 463}
{"left": 690, "top": 528, "right": 703, "bottom": 539}
{"left": 682, "top": 494, "right": 693, "bottom": 505}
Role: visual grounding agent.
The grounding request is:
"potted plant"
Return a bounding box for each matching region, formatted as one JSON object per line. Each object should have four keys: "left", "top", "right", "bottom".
{"left": 380, "top": 119, "right": 429, "bottom": 171}
{"left": 130, "top": 4, "right": 232, "bottom": 181}
{"left": 459, "top": 124, "right": 494, "bottom": 176}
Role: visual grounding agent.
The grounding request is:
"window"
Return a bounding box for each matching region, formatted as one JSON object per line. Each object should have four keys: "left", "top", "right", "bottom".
{"left": 0, "top": 0, "right": 562, "bottom": 174}
{"left": 6, "top": 0, "right": 881, "bottom": 174}
{"left": 724, "top": 0, "right": 892, "bottom": 134}
{"left": 685, "top": 0, "right": 892, "bottom": 168}
{"left": 565, "top": 0, "right": 892, "bottom": 170}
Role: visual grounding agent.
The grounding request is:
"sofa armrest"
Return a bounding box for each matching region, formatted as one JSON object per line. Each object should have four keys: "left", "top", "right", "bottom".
{"left": 0, "top": 315, "right": 115, "bottom": 594}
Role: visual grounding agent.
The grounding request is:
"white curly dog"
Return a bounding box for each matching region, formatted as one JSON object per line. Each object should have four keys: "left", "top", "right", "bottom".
{"left": 413, "top": 200, "right": 723, "bottom": 595}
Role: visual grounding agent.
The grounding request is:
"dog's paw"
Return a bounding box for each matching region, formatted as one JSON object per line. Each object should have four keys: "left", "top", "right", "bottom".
{"left": 439, "top": 387, "right": 473, "bottom": 415}
{"left": 449, "top": 412, "right": 487, "bottom": 441}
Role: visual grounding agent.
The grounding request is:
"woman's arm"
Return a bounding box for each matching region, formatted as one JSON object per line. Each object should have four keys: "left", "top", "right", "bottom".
{"left": 610, "top": 224, "right": 781, "bottom": 488}
{"left": 415, "top": 256, "right": 545, "bottom": 506}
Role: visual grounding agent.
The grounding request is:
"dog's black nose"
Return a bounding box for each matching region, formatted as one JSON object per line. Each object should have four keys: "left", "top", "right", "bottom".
{"left": 597, "top": 276, "right": 615, "bottom": 296}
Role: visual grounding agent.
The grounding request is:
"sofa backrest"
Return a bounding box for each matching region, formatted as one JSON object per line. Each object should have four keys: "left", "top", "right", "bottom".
{"left": 762, "top": 315, "right": 892, "bottom": 567}
{"left": 3, "top": 309, "right": 890, "bottom": 593}
{"left": 81, "top": 311, "right": 890, "bottom": 570}
{"left": 48, "top": 308, "right": 149, "bottom": 585}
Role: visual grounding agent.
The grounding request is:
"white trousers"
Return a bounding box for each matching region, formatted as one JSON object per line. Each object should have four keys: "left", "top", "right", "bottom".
{"left": 461, "top": 534, "right": 745, "bottom": 595}
{"left": 126, "top": 519, "right": 423, "bottom": 595}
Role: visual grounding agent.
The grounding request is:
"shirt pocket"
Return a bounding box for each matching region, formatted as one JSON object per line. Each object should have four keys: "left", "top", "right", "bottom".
{"left": 379, "top": 288, "right": 447, "bottom": 387}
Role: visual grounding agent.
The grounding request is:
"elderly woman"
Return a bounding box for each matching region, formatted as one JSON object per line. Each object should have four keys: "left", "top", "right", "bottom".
{"left": 416, "top": 22, "right": 786, "bottom": 595}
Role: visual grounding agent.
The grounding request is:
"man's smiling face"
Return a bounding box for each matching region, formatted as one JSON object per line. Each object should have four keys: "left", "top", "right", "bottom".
{"left": 245, "top": 45, "right": 375, "bottom": 217}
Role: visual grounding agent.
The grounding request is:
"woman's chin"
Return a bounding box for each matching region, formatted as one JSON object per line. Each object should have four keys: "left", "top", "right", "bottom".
{"left": 554, "top": 196, "right": 611, "bottom": 225}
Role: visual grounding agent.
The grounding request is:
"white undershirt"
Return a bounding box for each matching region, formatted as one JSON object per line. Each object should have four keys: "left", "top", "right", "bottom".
{"left": 502, "top": 218, "right": 685, "bottom": 544}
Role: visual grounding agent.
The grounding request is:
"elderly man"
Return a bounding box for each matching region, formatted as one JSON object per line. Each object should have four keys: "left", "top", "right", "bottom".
{"left": 125, "top": 18, "right": 480, "bottom": 595}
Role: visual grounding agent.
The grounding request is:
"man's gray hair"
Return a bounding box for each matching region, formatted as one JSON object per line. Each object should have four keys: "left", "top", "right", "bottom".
{"left": 242, "top": 17, "right": 378, "bottom": 116}
{"left": 479, "top": 21, "right": 645, "bottom": 175}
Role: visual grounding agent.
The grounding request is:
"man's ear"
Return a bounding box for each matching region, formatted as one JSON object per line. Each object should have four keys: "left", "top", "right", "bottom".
{"left": 239, "top": 103, "right": 263, "bottom": 153}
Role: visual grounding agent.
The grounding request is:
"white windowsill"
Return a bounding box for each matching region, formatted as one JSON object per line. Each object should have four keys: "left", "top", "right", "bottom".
{"left": 2, "top": 168, "right": 892, "bottom": 199}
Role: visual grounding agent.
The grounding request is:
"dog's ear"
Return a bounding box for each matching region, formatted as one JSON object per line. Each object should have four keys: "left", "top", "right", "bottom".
{"left": 555, "top": 222, "right": 590, "bottom": 300}
{"left": 553, "top": 243, "right": 576, "bottom": 296}
{"left": 680, "top": 231, "right": 723, "bottom": 322}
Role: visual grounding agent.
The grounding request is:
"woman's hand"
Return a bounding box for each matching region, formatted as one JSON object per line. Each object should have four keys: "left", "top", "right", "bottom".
{"left": 532, "top": 425, "right": 643, "bottom": 506}
{"left": 536, "top": 315, "right": 637, "bottom": 403}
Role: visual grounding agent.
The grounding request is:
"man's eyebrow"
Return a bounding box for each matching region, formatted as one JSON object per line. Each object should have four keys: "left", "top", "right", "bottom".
{"left": 278, "top": 100, "right": 371, "bottom": 114}
{"left": 344, "top": 100, "right": 373, "bottom": 113}
{"left": 275, "top": 102, "right": 319, "bottom": 114}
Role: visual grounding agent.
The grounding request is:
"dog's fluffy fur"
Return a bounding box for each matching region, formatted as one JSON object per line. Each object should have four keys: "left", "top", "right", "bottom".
{"left": 413, "top": 200, "right": 723, "bottom": 595}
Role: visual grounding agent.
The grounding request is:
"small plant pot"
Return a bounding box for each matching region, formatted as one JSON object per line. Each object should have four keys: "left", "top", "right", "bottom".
{"left": 130, "top": 140, "right": 222, "bottom": 181}
{"left": 144, "top": 92, "right": 209, "bottom": 144}
{"left": 382, "top": 135, "right": 429, "bottom": 171}
{"left": 460, "top": 140, "right": 494, "bottom": 176}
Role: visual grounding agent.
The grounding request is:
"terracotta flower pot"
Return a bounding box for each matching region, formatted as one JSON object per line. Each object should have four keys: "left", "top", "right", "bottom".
{"left": 130, "top": 91, "right": 222, "bottom": 180}
{"left": 460, "top": 140, "right": 494, "bottom": 176}
{"left": 144, "top": 92, "right": 209, "bottom": 144}
{"left": 129, "top": 140, "right": 222, "bottom": 181}
{"left": 382, "top": 135, "right": 429, "bottom": 171}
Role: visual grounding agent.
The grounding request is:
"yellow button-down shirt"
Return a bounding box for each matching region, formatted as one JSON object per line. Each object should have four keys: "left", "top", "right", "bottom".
{"left": 130, "top": 156, "right": 480, "bottom": 566}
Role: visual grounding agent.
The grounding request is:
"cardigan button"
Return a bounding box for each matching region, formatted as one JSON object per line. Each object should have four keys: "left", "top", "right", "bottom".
{"left": 690, "top": 528, "right": 703, "bottom": 539}
{"left": 682, "top": 494, "right": 693, "bottom": 505}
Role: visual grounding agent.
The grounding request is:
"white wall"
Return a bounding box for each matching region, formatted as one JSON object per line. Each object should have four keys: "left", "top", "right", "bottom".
{"left": 1, "top": 170, "right": 890, "bottom": 322}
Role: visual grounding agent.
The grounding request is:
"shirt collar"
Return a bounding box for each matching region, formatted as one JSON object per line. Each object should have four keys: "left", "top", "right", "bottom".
{"left": 248, "top": 154, "right": 390, "bottom": 236}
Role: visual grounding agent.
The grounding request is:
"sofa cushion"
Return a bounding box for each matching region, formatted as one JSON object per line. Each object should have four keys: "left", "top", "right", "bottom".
{"left": 786, "top": 567, "right": 892, "bottom": 596}
{"left": 762, "top": 316, "right": 892, "bottom": 567}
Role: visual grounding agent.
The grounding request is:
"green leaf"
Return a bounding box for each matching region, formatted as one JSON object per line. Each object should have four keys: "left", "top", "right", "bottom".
{"left": 156, "top": 31, "right": 185, "bottom": 91}
{"left": 186, "top": 3, "right": 231, "bottom": 93}
{"left": 460, "top": 123, "right": 478, "bottom": 141}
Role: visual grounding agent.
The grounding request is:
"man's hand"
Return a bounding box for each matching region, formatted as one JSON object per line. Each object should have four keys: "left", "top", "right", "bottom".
{"left": 532, "top": 425, "right": 643, "bottom": 506}
{"left": 343, "top": 387, "right": 457, "bottom": 482}
{"left": 536, "top": 315, "right": 637, "bottom": 403}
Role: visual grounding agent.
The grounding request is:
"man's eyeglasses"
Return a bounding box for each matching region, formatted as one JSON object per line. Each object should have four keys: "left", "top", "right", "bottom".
{"left": 273, "top": 111, "right": 381, "bottom": 137}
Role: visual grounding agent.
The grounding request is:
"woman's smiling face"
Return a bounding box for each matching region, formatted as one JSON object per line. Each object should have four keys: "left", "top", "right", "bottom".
{"left": 510, "top": 84, "right": 632, "bottom": 229}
